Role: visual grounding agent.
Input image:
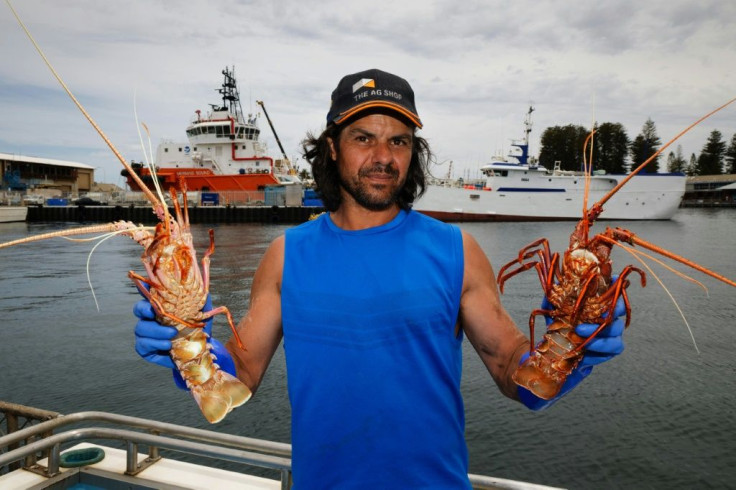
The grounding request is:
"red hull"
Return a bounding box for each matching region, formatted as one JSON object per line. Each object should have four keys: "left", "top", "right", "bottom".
{"left": 126, "top": 168, "right": 280, "bottom": 192}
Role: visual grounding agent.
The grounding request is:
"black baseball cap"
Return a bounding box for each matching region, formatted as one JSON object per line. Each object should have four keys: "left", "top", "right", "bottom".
{"left": 326, "top": 68, "right": 422, "bottom": 128}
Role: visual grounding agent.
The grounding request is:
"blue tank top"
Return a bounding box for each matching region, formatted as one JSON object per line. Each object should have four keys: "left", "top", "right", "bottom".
{"left": 282, "top": 209, "right": 469, "bottom": 489}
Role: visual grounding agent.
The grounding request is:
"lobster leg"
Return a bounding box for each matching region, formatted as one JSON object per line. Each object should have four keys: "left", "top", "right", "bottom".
{"left": 514, "top": 237, "right": 553, "bottom": 264}
{"left": 498, "top": 240, "right": 554, "bottom": 293}
{"left": 543, "top": 252, "right": 561, "bottom": 297}
{"left": 200, "top": 306, "right": 244, "bottom": 349}
{"left": 498, "top": 260, "right": 542, "bottom": 293}
{"left": 528, "top": 308, "right": 555, "bottom": 353}
{"left": 197, "top": 230, "right": 244, "bottom": 349}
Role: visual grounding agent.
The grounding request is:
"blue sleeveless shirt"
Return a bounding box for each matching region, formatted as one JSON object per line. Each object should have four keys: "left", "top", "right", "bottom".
{"left": 282, "top": 210, "right": 469, "bottom": 489}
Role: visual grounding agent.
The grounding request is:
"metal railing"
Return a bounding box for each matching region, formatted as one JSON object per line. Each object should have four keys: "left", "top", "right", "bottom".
{"left": 0, "top": 403, "right": 562, "bottom": 490}
{"left": 0, "top": 401, "right": 60, "bottom": 475}
{"left": 0, "top": 407, "right": 293, "bottom": 489}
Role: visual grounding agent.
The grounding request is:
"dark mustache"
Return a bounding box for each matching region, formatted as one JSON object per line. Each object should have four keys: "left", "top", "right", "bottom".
{"left": 359, "top": 164, "right": 399, "bottom": 178}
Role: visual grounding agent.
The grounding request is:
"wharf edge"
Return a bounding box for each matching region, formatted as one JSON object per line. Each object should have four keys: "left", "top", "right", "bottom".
{"left": 25, "top": 205, "right": 325, "bottom": 225}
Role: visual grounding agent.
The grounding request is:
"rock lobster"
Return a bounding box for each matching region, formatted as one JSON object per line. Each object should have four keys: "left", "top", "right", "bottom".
{"left": 4, "top": 2, "right": 251, "bottom": 423}
{"left": 497, "top": 101, "right": 736, "bottom": 400}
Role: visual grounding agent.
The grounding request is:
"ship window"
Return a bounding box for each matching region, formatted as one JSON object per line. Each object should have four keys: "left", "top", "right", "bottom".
{"left": 193, "top": 147, "right": 197, "bottom": 151}
{"left": 208, "top": 126, "right": 216, "bottom": 134}
{"left": 245, "top": 128, "right": 254, "bottom": 139}
{"left": 216, "top": 126, "right": 223, "bottom": 137}
{"left": 223, "top": 125, "right": 231, "bottom": 135}
{"left": 242, "top": 145, "right": 246, "bottom": 149}
{"left": 164, "top": 148, "right": 169, "bottom": 153}
{"left": 238, "top": 128, "right": 245, "bottom": 138}
{"left": 499, "top": 170, "right": 508, "bottom": 177}
{"left": 178, "top": 148, "right": 182, "bottom": 152}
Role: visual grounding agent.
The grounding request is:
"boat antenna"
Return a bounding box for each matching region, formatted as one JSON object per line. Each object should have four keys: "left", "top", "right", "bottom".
{"left": 216, "top": 66, "right": 246, "bottom": 123}
{"left": 524, "top": 105, "right": 534, "bottom": 147}
{"left": 512, "top": 106, "right": 534, "bottom": 166}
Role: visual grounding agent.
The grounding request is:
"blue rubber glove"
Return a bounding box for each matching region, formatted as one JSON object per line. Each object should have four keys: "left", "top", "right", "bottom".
{"left": 519, "top": 284, "right": 626, "bottom": 411}
{"left": 133, "top": 292, "right": 237, "bottom": 390}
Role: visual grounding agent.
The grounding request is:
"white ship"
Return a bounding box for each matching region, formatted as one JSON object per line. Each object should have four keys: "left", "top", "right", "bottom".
{"left": 415, "top": 108, "right": 685, "bottom": 222}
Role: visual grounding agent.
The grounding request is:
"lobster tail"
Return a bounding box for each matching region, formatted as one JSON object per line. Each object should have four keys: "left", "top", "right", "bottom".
{"left": 190, "top": 371, "right": 252, "bottom": 424}
{"left": 512, "top": 320, "right": 584, "bottom": 400}
{"left": 170, "top": 330, "right": 252, "bottom": 423}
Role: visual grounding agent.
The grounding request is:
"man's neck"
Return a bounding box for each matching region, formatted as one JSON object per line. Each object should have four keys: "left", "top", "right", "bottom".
{"left": 329, "top": 202, "right": 402, "bottom": 231}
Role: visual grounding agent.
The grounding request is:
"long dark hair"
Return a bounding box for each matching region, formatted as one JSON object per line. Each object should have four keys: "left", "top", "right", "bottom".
{"left": 302, "top": 120, "right": 432, "bottom": 212}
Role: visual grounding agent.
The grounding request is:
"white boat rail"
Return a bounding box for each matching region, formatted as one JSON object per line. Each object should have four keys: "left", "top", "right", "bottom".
{"left": 0, "top": 405, "right": 564, "bottom": 490}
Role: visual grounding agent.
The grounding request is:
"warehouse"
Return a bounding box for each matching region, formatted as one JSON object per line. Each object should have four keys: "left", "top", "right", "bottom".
{"left": 1, "top": 152, "right": 95, "bottom": 195}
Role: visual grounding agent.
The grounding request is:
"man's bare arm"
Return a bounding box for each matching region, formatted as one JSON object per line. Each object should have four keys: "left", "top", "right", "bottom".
{"left": 458, "top": 230, "right": 528, "bottom": 399}
{"left": 226, "top": 235, "right": 285, "bottom": 394}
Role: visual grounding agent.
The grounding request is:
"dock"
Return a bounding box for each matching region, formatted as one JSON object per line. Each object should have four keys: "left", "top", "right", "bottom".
{"left": 25, "top": 205, "right": 325, "bottom": 224}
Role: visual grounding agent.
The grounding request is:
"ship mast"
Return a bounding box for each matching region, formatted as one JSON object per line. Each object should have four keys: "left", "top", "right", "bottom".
{"left": 511, "top": 106, "right": 534, "bottom": 166}
{"left": 523, "top": 105, "right": 534, "bottom": 147}
{"left": 213, "top": 66, "right": 246, "bottom": 123}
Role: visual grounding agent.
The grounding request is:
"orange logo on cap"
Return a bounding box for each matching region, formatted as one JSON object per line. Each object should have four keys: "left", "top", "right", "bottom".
{"left": 352, "top": 78, "right": 375, "bottom": 93}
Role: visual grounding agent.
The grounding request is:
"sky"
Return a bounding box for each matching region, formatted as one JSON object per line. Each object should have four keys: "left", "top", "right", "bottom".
{"left": 1, "top": 0, "right": 735, "bottom": 186}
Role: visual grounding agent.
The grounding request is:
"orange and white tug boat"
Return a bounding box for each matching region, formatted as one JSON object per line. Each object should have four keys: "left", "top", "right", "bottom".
{"left": 122, "top": 67, "right": 296, "bottom": 193}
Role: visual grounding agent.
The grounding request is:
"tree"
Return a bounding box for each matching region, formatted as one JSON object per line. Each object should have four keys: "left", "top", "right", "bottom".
{"left": 725, "top": 133, "right": 736, "bottom": 174}
{"left": 298, "top": 168, "right": 312, "bottom": 181}
{"left": 630, "top": 118, "right": 661, "bottom": 173}
{"left": 685, "top": 153, "right": 698, "bottom": 176}
{"left": 538, "top": 124, "right": 589, "bottom": 171}
{"left": 666, "top": 145, "right": 687, "bottom": 173}
{"left": 695, "top": 129, "right": 726, "bottom": 175}
{"left": 591, "top": 122, "right": 630, "bottom": 174}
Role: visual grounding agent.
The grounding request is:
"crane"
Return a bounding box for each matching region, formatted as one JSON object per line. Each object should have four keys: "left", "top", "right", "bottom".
{"left": 256, "top": 100, "right": 297, "bottom": 176}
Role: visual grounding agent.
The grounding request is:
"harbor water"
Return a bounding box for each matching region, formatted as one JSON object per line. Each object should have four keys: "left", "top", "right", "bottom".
{"left": 1, "top": 208, "right": 735, "bottom": 489}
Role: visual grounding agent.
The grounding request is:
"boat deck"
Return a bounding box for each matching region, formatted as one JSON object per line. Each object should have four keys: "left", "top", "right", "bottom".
{"left": 0, "top": 442, "right": 280, "bottom": 490}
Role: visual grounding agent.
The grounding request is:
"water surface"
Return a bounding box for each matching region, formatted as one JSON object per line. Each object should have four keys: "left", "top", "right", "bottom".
{"left": 1, "top": 209, "right": 734, "bottom": 489}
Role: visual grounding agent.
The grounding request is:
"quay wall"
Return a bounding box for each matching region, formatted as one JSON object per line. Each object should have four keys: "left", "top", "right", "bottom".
{"left": 27, "top": 205, "right": 325, "bottom": 224}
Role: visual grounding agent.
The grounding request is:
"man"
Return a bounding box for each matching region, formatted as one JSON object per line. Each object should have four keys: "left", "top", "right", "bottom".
{"left": 135, "top": 68, "right": 624, "bottom": 488}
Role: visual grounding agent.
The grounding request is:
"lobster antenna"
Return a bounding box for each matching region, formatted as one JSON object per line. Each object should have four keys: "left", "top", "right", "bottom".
{"left": 133, "top": 91, "right": 165, "bottom": 202}
{"left": 132, "top": 89, "right": 171, "bottom": 235}
{"left": 140, "top": 122, "right": 166, "bottom": 205}
{"left": 6, "top": 0, "right": 166, "bottom": 221}
{"left": 611, "top": 242, "right": 700, "bottom": 354}
{"left": 581, "top": 130, "right": 596, "bottom": 241}
{"left": 584, "top": 94, "right": 595, "bottom": 214}
{"left": 83, "top": 230, "right": 131, "bottom": 312}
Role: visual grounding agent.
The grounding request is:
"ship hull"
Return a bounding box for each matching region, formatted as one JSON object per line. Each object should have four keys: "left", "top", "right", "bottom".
{"left": 125, "top": 167, "right": 280, "bottom": 192}
{"left": 0, "top": 206, "right": 27, "bottom": 223}
{"left": 414, "top": 174, "right": 686, "bottom": 222}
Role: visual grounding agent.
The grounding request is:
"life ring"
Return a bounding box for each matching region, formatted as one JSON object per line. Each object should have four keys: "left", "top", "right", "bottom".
{"left": 59, "top": 447, "right": 105, "bottom": 468}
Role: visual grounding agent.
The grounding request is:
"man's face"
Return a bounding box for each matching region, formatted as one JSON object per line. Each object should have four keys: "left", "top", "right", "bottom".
{"left": 328, "top": 113, "right": 414, "bottom": 211}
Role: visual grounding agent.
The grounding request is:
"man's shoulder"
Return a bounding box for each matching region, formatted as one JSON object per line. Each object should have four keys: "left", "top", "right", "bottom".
{"left": 285, "top": 212, "right": 328, "bottom": 247}
{"left": 407, "top": 209, "right": 460, "bottom": 234}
